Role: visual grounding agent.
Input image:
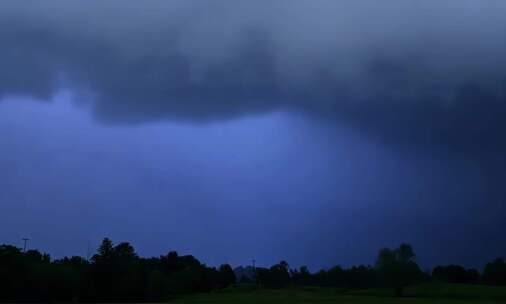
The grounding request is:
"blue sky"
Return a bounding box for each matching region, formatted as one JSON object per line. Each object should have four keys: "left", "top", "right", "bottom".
{"left": 2, "top": 93, "right": 505, "bottom": 270}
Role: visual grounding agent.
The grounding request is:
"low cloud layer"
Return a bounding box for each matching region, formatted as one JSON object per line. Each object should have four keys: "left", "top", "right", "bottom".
{"left": 2, "top": 1, "right": 506, "bottom": 150}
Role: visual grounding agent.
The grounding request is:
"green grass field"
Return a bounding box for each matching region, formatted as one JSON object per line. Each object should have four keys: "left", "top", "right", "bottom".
{"left": 170, "top": 283, "right": 506, "bottom": 303}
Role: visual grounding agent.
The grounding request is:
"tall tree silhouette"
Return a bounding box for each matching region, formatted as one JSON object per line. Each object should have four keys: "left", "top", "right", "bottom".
{"left": 218, "top": 264, "right": 236, "bottom": 288}
{"left": 376, "top": 243, "right": 421, "bottom": 297}
{"left": 483, "top": 258, "right": 506, "bottom": 285}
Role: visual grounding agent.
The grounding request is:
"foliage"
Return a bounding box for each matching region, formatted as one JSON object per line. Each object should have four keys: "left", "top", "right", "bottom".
{"left": 433, "top": 265, "right": 480, "bottom": 284}
{"left": 375, "top": 243, "right": 422, "bottom": 296}
{"left": 483, "top": 258, "right": 506, "bottom": 285}
{"left": 1, "top": 240, "right": 505, "bottom": 302}
{"left": 257, "top": 261, "right": 290, "bottom": 288}
{"left": 0, "top": 239, "right": 235, "bottom": 302}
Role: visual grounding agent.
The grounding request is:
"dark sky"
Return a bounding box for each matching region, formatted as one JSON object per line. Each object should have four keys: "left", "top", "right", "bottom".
{"left": 1, "top": 1, "right": 506, "bottom": 271}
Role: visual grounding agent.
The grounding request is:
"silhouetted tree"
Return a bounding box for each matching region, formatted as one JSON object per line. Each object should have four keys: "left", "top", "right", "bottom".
{"left": 51, "top": 256, "right": 90, "bottom": 301}
{"left": 5, "top": 239, "right": 502, "bottom": 302}
{"left": 257, "top": 261, "right": 291, "bottom": 288}
{"left": 218, "top": 264, "right": 236, "bottom": 288}
{"left": 376, "top": 244, "right": 421, "bottom": 297}
{"left": 0, "top": 239, "right": 238, "bottom": 302}
{"left": 91, "top": 238, "right": 117, "bottom": 301}
{"left": 432, "top": 265, "right": 480, "bottom": 284}
{"left": 347, "top": 265, "right": 378, "bottom": 289}
{"left": 161, "top": 251, "right": 179, "bottom": 273}
{"left": 291, "top": 266, "right": 311, "bottom": 285}
{"left": 483, "top": 258, "right": 506, "bottom": 285}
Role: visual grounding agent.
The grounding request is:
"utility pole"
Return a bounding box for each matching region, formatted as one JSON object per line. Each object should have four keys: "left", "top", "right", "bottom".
{"left": 22, "top": 238, "right": 30, "bottom": 252}
{"left": 252, "top": 259, "right": 259, "bottom": 287}
{"left": 86, "top": 241, "right": 91, "bottom": 261}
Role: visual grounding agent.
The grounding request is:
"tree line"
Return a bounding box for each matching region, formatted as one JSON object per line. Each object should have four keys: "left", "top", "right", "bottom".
{"left": 252, "top": 243, "right": 420, "bottom": 296}
{"left": 1, "top": 239, "right": 505, "bottom": 302}
{"left": 0, "top": 238, "right": 235, "bottom": 302}
{"left": 253, "top": 244, "right": 506, "bottom": 296}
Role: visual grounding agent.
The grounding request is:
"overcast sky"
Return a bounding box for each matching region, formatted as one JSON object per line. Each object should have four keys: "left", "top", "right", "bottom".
{"left": 1, "top": 1, "right": 506, "bottom": 270}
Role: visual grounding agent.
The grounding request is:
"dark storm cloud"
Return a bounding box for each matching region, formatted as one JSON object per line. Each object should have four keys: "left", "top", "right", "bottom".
{"left": 2, "top": 1, "right": 506, "bottom": 150}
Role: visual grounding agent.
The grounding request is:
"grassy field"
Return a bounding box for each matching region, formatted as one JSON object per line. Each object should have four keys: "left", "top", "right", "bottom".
{"left": 170, "top": 283, "right": 506, "bottom": 303}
